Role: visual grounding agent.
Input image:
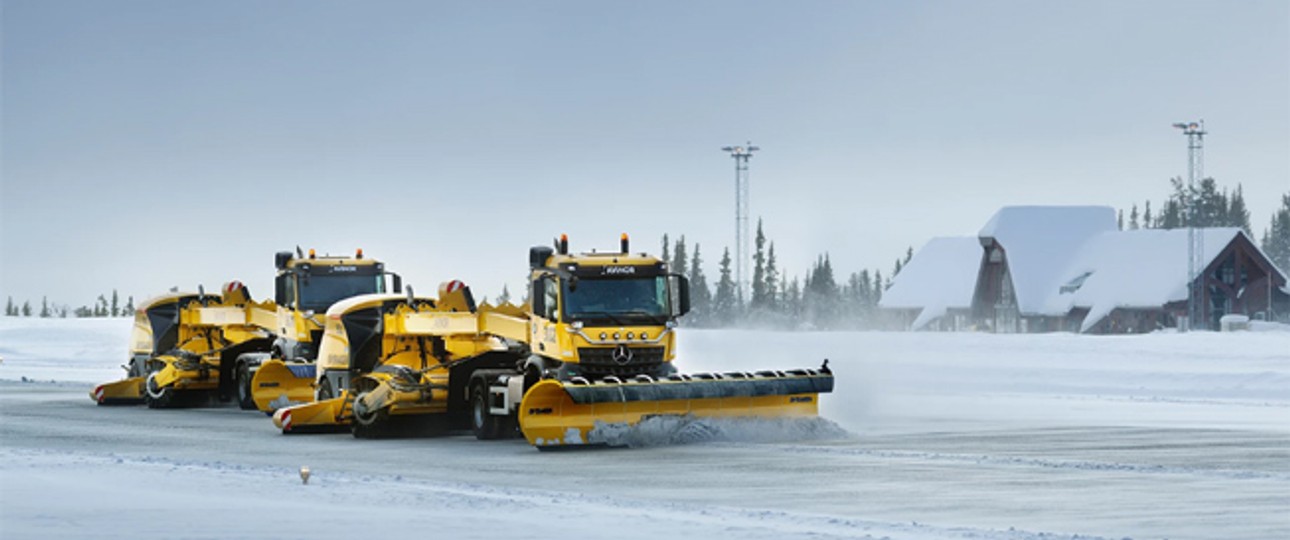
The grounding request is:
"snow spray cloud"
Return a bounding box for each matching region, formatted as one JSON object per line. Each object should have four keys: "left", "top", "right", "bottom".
{"left": 586, "top": 415, "right": 852, "bottom": 448}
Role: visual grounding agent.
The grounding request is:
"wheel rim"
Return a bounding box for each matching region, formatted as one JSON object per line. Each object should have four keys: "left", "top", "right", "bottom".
{"left": 145, "top": 373, "right": 166, "bottom": 400}
{"left": 352, "top": 392, "right": 376, "bottom": 426}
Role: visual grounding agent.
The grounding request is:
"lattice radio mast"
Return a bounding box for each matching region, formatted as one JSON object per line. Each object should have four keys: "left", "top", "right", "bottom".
{"left": 1173, "top": 120, "right": 1206, "bottom": 331}
{"left": 721, "top": 142, "right": 759, "bottom": 303}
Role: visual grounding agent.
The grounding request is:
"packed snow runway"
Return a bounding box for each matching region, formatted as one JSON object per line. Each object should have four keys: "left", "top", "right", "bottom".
{"left": 2, "top": 319, "right": 1288, "bottom": 539}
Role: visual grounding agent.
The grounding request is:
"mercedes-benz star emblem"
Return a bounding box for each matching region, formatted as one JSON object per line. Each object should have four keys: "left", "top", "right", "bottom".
{"left": 612, "top": 344, "right": 634, "bottom": 365}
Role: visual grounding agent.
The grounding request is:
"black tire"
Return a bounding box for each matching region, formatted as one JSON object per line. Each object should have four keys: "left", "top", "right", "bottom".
{"left": 471, "top": 382, "right": 502, "bottom": 440}
{"left": 351, "top": 391, "right": 391, "bottom": 439}
{"left": 316, "top": 375, "right": 335, "bottom": 401}
{"left": 144, "top": 372, "right": 177, "bottom": 409}
{"left": 236, "top": 363, "right": 257, "bottom": 410}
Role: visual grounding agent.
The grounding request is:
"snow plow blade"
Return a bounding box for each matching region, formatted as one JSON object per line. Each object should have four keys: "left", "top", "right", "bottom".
{"left": 272, "top": 396, "right": 351, "bottom": 434}
{"left": 250, "top": 360, "right": 316, "bottom": 413}
{"left": 518, "top": 365, "right": 834, "bottom": 449}
{"left": 91, "top": 377, "right": 145, "bottom": 405}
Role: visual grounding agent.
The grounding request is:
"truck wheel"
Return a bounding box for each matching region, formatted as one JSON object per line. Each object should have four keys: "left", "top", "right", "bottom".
{"left": 144, "top": 372, "right": 177, "bottom": 409}
{"left": 236, "top": 363, "right": 257, "bottom": 410}
{"left": 471, "top": 382, "right": 501, "bottom": 440}
{"left": 351, "top": 391, "right": 390, "bottom": 439}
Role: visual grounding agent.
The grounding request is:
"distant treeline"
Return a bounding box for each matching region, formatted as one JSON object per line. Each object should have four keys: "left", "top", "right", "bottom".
{"left": 4, "top": 291, "right": 133, "bottom": 318}
{"left": 653, "top": 221, "right": 911, "bottom": 331}
{"left": 1119, "top": 179, "right": 1289, "bottom": 273}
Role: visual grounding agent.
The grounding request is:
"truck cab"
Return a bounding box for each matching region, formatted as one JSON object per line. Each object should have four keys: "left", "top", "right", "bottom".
{"left": 271, "top": 248, "right": 396, "bottom": 361}
{"left": 525, "top": 234, "right": 690, "bottom": 382}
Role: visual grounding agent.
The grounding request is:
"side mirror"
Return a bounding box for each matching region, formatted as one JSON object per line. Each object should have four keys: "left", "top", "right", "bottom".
{"left": 390, "top": 273, "right": 402, "bottom": 294}
{"left": 274, "top": 274, "right": 287, "bottom": 305}
{"left": 275, "top": 251, "right": 293, "bottom": 270}
{"left": 531, "top": 279, "right": 545, "bottom": 317}
{"left": 670, "top": 275, "right": 690, "bottom": 317}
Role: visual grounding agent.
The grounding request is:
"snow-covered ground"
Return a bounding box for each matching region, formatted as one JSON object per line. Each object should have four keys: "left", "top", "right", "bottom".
{"left": 1, "top": 317, "right": 1287, "bottom": 539}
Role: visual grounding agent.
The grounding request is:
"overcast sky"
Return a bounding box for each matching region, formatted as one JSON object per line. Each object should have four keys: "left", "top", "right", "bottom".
{"left": 3, "top": 0, "right": 1287, "bottom": 309}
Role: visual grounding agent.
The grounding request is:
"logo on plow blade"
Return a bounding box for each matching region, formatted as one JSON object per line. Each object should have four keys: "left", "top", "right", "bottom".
{"left": 789, "top": 396, "right": 814, "bottom": 403}
{"left": 612, "top": 344, "right": 634, "bottom": 365}
{"left": 527, "top": 407, "right": 553, "bottom": 415}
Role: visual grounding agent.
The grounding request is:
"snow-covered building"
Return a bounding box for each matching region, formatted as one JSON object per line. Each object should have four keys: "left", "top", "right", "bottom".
{"left": 881, "top": 237, "right": 983, "bottom": 331}
{"left": 883, "top": 205, "right": 1288, "bottom": 334}
{"left": 973, "top": 206, "right": 1117, "bottom": 333}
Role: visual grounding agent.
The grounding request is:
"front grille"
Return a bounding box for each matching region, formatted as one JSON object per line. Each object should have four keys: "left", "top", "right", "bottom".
{"left": 576, "top": 346, "right": 665, "bottom": 377}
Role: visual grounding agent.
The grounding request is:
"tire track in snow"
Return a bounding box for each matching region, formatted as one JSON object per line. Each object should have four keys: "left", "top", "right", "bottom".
{"left": 757, "top": 443, "right": 1290, "bottom": 482}
{"left": 3, "top": 447, "right": 1120, "bottom": 540}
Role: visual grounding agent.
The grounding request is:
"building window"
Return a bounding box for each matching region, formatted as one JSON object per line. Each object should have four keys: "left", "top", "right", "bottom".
{"left": 1060, "top": 271, "right": 1094, "bottom": 294}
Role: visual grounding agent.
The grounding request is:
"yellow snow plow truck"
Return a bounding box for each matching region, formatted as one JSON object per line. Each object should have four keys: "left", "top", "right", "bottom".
{"left": 91, "top": 249, "right": 397, "bottom": 409}
{"left": 272, "top": 235, "right": 834, "bottom": 448}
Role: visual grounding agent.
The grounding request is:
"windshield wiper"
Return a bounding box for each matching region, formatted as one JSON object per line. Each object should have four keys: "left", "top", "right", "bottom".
{"left": 572, "top": 310, "right": 665, "bottom": 326}
{"left": 618, "top": 310, "right": 667, "bottom": 325}
{"left": 571, "top": 311, "right": 627, "bottom": 326}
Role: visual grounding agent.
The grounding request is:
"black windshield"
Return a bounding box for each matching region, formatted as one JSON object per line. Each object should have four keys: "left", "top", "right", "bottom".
{"left": 299, "top": 275, "right": 384, "bottom": 312}
{"left": 563, "top": 277, "right": 668, "bottom": 323}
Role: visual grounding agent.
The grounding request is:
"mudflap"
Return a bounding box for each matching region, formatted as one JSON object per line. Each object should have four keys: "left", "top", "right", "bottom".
{"left": 273, "top": 396, "right": 351, "bottom": 434}
{"left": 518, "top": 368, "right": 834, "bottom": 449}
{"left": 91, "top": 377, "right": 145, "bottom": 405}
{"left": 251, "top": 360, "right": 316, "bottom": 412}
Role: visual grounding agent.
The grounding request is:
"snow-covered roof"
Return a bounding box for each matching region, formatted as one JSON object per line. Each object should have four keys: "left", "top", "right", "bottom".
{"left": 978, "top": 206, "right": 1117, "bottom": 315}
{"left": 880, "top": 237, "right": 982, "bottom": 330}
{"left": 1046, "top": 228, "right": 1248, "bottom": 331}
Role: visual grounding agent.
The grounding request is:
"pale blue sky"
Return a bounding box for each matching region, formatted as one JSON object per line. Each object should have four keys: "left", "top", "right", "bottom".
{"left": 3, "top": 1, "right": 1287, "bottom": 308}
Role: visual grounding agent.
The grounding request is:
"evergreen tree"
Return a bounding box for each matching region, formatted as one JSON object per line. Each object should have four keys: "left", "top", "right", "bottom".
{"left": 712, "top": 247, "right": 737, "bottom": 326}
{"left": 21, "top": 301, "right": 32, "bottom": 317}
{"left": 904, "top": 246, "right": 913, "bottom": 266}
{"left": 1160, "top": 197, "right": 1183, "bottom": 229}
{"left": 74, "top": 306, "right": 92, "bottom": 318}
{"left": 872, "top": 269, "right": 884, "bottom": 304}
{"left": 858, "top": 269, "right": 873, "bottom": 309}
{"left": 96, "top": 295, "right": 108, "bottom": 317}
{"left": 672, "top": 236, "right": 688, "bottom": 281}
{"left": 893, "top": 258, "right": 903, "bottom": 277}
{"left": 497, "top": 284, "right": 512, "bottom": 305}
{"left": 843, "top": 272, "right": 864, "bottom": 328}
{"left": 763, "top": 243, "right": 779, "bottom": 312}
{"left": 1117, "top": 209, "right": 1124, "bottom": 230}
{"left": 40, "top": 297, "right": 50, "bottom": 318}
{"left": 1158, "top": 177, "right": 1191, "bottom": 229}
{"left": 56, "top": 305, "right": 69, "bottom": 318}
{"left": 1262, "top": 192, "right": 1290, "bottom": 273}
{"left": 1195, "top": 178, "right": 1224, "bottom": 226}
{"left": 1228, "top": 184, "right": 1251, "bottom": 234}
{"left": 123, "top": 296, "right": 135, "bottom": 315}
{"left": 750, "top": 220, "right": 767, "bottom": 309}
{"left": 4, "top": 297, "right": 13, "bottom": 316}
{"left": 1129, "top": 204, "right": 1140, "bottom": 230}
{"left": 111, "top": 290, "right": 120, "bottom": 317}
{"left": 784, "top": 277, "right": 801, "bottom": 320}
{"left": 804, "top": 254, "right": 839, "bottom": 329}
{"left": 1143, "top": 200, "right": 1153, "bottom": 229}
{"left": 688, "top": 244, "right": 712, "bottom": 327}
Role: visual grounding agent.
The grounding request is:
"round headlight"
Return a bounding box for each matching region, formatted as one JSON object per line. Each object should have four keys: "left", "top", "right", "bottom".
{"left": 599, "top": 332, "right": 607, "bottom": 340}
{"left": 640, "top": 332, "right": 648, "bottom": 340}
{"left": 613, "top": 332, "right": 621, "bottom": 340}
{"left": 626, "top": 332, "right": 635, "bottom": 340}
